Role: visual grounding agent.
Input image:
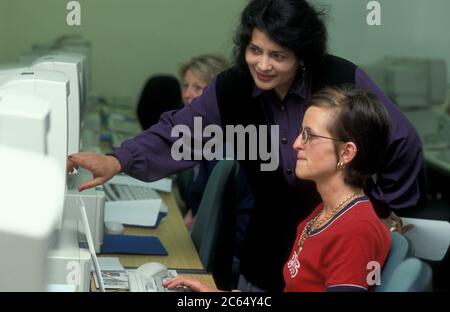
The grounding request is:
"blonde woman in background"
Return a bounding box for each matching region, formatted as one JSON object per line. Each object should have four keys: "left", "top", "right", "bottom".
{"left": 176, "top": 55, "right": 231, "bottom": 229}
{"left": 177, "top": 55, "right": 255, "bottom": 270}
{"left": 179, "top": 54, "right": 230, "bottom": 105}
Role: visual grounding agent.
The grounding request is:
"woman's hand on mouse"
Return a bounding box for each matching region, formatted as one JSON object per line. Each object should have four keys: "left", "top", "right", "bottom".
{"left": 163, "top": 276, "right": 218, "bottom": 292}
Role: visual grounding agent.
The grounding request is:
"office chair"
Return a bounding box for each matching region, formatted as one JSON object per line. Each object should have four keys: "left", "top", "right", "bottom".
{"left": 191, "top": 160, "right": 240, "bottom": 290}
{"left": 136, "top": 75, "right": 182, "bottom": 130}
{"left": 376, "top": 232, "right": 413, "bottom": 292}
{"left": 396, "top": 162, "right": 450, "bottom": 291}
{"left": 176, "top": 168, "right": 194, "bottom": 216}
{"left": 383, "top": 258, "right": 433, "bottom": 292}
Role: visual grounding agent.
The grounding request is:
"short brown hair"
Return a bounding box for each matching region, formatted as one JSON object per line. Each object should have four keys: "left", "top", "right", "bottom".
{"left": 305, "top": 86, "right": 391, "bottom": 188}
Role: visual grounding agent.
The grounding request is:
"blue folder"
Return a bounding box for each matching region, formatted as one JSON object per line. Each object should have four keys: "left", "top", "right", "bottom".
{"left": 149, "top": 212, "right": 167, "bottom": 229}
{"left": 100, "top": 234, "right": 168, "bottom": 256}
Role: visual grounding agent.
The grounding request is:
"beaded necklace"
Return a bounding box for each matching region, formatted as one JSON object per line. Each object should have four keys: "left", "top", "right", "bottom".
{"left": 296, "top": 191, "right": 363, "bottom": 256}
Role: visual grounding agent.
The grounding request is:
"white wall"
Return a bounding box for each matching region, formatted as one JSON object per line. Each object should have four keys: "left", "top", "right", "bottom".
{"left": 1, "top": 0, "right": 449, "bottom": 102}
{"left": 0, "top": 1, "right": 14, "bottom": 62}
{"left": 312, "top": 0, "right": 450, "bottom": 75}
{"left": 0, "top": 0, "right": 245, "bottom": 103}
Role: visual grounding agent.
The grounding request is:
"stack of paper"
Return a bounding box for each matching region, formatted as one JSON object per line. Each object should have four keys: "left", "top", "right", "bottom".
{"left": 105, "top": 199, "right": 162, "bottom": 227}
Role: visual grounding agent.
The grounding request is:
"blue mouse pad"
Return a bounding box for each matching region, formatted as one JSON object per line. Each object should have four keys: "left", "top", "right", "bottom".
{"left": 100, "top": 234, "right": 168, "bottom": 255}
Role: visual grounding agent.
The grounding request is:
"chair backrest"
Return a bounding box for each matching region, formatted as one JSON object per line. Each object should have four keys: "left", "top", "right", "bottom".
{"left": 136, "top": 75, "right": 182, "bottom": 130}
{"left": 191, "top": 160, "right": 239, "bottom": 289}
{"left": 376, "top": 232, "right": 413, "bottom": 292}
{"left": 384, "top": 258, "right": 433, "bottom": 292}
{"left": 176, "top": 168, "right": 194, "bottom": 216}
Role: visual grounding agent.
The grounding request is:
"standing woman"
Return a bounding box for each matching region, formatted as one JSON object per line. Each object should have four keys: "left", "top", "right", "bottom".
{"left": 68, "top": 0, "right": 422, "bottom": 291}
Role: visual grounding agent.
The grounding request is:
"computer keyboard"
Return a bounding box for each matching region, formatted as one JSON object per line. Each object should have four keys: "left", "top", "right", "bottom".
{"left": 128, "top": 270, "right": 188, "bottom": 292}
{"left": 104, "top": 183, "right": 161, "bottom": 201}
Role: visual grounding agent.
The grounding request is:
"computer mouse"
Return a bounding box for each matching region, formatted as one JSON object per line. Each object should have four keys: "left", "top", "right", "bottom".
{"left": 104, "top": 221, "right": 124, "bottom": 235}
{"left": 136, "top": 262, "right": 168, "bottom": 278}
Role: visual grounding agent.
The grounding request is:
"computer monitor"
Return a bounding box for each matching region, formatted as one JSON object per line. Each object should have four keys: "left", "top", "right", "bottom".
{"left": 0, "top": 90, "right": 51, "bottom": 154}
{"left": 362, "top": 57, "right": 447, "bottom": 109}
{"left": 0, "top": 144, "right": 65, "bottom": 291}
{"left": 3, "top": 52, "right": 85, "bottom": 136}
{"left": 33, "top": 53, "right": 85, "bottom": 155}
{"left": 0, "top": 63, "right": 25, "bottom": 86}
{"left": 17, "top": 43, "right": 53, "bottom": 66}
{"left": 54, "top": 36, "right": 91, "bottom": 95}
{"left": 0, "top": 70, "right": 69, "bottom": 176}
{"left": 51, "top": 51, "right": 87, "bottom": 121}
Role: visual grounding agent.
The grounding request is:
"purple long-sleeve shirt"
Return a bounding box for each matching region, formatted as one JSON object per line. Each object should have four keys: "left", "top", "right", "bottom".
{"left": 111, "top": 67, "right": 423, "bottom": 212}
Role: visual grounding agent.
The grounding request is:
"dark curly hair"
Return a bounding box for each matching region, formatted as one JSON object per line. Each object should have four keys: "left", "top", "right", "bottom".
{"left": 305, "top": 86, "right": 391, "bottom": 189}
{"left": 233, "top": 0, "right": 328, "bottom": 72}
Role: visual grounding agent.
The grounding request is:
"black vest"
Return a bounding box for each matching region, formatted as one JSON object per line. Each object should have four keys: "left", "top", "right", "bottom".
{"left": 215, "top": 55, "right": 357, "bottom": 291}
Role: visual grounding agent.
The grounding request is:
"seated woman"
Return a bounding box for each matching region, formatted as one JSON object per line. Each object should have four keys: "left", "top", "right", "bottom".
{"left": 164, "top": 86, "right": 392, "bottom": 292}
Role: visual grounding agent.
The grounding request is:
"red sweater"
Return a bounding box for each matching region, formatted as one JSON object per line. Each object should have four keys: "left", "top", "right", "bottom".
{"left": 283, "top": 196, "right": 391, "bottom": 292}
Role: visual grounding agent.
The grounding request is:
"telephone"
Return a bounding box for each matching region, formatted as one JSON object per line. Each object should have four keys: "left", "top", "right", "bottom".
{"left": 128, "top": 262, "right": 189, "bottom": 292}
{"left": 136, "top": 262, "right": 171, "bottom": 279}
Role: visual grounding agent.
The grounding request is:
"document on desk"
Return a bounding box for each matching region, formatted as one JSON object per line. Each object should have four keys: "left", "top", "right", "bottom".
{"left": 104, "top": 199, "right": 162, "bottom": 227}
{"left": 95, "top": 257, "right": 125, "bottom": 271}
{"left": 109, "top": 174, "right": 172, "bottom": 192}
{"left": 403, "top": 218, "right": 450, "bottom": 261}
{"left": 91, "top": 257, "right": 129, "bottom": 290}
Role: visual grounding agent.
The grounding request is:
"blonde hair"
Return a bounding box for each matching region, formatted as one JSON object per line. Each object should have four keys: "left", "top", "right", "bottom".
{"left": 179, "top": 54, "right": 230, "bottom": 84}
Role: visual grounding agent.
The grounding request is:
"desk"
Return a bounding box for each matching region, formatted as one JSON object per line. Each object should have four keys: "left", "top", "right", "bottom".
{"left": 93, "top": 192, "right": 216, "bottom": 291}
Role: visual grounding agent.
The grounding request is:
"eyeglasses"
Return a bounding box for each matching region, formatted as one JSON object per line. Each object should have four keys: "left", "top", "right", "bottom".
{"left": 298, "top": 127, "right": 343, "bottom": 144}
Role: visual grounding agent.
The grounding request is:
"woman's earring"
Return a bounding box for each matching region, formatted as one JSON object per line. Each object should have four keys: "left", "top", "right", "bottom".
{"left": 337, "top": 161, "right": 344, "bottom": 169}
{"left": 302, "top": 66, "right": 306, "bottom": 79}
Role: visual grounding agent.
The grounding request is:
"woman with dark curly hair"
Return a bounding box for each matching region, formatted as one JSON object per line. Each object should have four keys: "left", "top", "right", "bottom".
{"left": 68, "top": 0, "right": 422, "bottom": 291}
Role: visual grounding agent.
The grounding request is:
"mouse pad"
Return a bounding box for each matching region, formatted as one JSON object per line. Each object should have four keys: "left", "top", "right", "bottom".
{"left": 100, "top": 234, "right": 168, "bottom": 256}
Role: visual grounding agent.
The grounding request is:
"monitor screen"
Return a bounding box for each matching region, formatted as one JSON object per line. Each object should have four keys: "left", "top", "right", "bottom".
{"left": 33, "top": 53, "right": 85, "bottom": 155}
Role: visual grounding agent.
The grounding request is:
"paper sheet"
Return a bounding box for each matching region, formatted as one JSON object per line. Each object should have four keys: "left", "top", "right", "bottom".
{"left": 403, "top": 218, "right": 450, "bottom": 261}
{"left": 104, "top": 199, "right": 162, "bottom": 227}
{"left": 95, "top": 257, "right": 125, "bottom": 271}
